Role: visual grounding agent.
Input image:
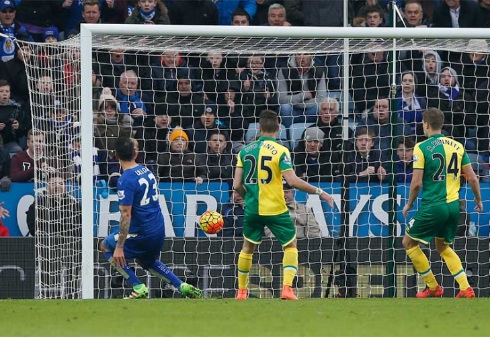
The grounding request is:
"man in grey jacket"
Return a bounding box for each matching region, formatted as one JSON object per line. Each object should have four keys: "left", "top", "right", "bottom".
{"left": 265, "top": 182, "right": 322, "bottom": 238}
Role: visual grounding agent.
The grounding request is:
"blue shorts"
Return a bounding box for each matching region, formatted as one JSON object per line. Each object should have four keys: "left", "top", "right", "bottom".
{"left": 103, "top": 230, "right": 164, "bottom": 266}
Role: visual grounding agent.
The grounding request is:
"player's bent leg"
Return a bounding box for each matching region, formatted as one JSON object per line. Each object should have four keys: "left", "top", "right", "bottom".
{"left": 403, "top": 235, "right": 440, "bottom": 295}
{"left": 101, "top": 234, "right": 147, "bottom": 298}
{"left": 236, "top": 239, "right": 256, "bottom": 300}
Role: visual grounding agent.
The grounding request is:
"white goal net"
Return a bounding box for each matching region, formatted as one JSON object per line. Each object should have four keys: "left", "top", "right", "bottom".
{"left": 19, "top": 25, "right": 490, "bottom": 299}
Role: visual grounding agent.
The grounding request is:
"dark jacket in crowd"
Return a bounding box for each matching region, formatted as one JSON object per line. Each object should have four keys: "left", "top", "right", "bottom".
{"left": 157, "top": 150, "right": 207, "bottom": 182}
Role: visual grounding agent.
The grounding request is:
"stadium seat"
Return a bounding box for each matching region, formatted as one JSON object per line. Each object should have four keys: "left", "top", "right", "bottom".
{"left": 289, "top": 122, "right": 314, "bottom": 150}
{"left": 244, "top": 122, "right": 260, "bottom": 142}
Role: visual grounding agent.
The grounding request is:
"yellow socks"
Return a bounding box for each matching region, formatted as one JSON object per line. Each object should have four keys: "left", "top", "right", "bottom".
{"left": 406, "top": 246, "right": 438, "bottom": 290}
{"left": 440, "top": 247, "right": 470, "bottom": 291}
{"left": 283, "top": 247, "right": 298, "bottom": 287}
{"left": 237, "top": 251, "right": 253, "bottom": 290}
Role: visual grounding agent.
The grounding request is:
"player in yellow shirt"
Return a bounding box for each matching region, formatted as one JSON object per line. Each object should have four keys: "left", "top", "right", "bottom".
{"left": 233, "top": 110, "right": 334, "bottom": 300}
{"left": 402, "top": 108, "right": 483, "bottom": 298}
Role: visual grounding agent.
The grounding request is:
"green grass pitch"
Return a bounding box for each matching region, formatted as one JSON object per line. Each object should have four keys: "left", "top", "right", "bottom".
{"left": 1, "top": 298, "right": 488, "bottom": 336}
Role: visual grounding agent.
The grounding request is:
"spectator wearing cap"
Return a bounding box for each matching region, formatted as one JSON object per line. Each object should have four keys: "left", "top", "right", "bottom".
{"left": 157, "top": 128, "right": 206, "bottom": 184}
{"left": 186, "top": 104, "right": 220, "bottom": 154}
{"left": 94, "top": 91, "right": 132, "bottom": 159}
{"left": 265, "top": 182, "right": 321, "bottom": 239}
{"left": 43, "top": 26, "right": 60, "bottom": 43}
{"left": 0, "top": 0, "right": 32, "bottom": 63}
{"left": 159, "top": 69, "right": 205, "bottom": 129}
{"left": 292, "top": 126, "right": 333, "bottom": 182}
{"left": 205, "top": 130, "right": 233, "bottom": 181}
{"left": 134, "top": 110, "right": 171, "bottom": 164}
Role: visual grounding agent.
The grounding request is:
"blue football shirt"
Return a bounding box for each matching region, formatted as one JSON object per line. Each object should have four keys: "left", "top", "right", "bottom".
{"left": 117, "top": 165, "right": 164, "bottom": 235}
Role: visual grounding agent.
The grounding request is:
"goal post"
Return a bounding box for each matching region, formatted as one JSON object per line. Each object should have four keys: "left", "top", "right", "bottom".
{"left": 19, "top": 24, "right": 490, "bottom": 299}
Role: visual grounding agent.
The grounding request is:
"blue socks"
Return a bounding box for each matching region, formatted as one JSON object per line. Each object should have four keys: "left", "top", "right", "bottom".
{"left": 104, "top": 252, "right": 142, "bottom": 287}
{"left": 147, "top": 260, "right": 183, "bottom": 288}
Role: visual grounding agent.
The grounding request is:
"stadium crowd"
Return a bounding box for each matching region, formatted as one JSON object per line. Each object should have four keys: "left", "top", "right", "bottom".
{"left": 0, "top": 0, "right": 489, "bottom": 237}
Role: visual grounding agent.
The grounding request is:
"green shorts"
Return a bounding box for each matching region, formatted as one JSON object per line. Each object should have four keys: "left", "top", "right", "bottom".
{"left": 406, "top": 200, "right": 460, "bottom": 244}
{"left": 243, "top": 211, "right": 296, "bottom": 246}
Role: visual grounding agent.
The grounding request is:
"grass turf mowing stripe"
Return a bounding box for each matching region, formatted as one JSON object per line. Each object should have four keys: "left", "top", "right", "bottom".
{"left": 1, "top": 298, "right": 488, "bottom": 336}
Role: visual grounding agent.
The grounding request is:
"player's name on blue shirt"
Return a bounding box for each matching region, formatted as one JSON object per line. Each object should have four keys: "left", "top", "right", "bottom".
{"left": 118, "top": 164, "right": 164, "bottom": 235}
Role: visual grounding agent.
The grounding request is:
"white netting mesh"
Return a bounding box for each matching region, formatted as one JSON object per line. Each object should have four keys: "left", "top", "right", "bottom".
{"left": 18, "top": 31, "right": 490, "bottom": 299}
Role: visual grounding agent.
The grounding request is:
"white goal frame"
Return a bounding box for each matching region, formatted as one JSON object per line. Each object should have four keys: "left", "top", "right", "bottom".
{"left": 79, "top": 24, "right": 490, "bottom": 299}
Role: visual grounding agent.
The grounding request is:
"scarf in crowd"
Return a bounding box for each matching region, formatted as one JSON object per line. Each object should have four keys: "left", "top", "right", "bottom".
{"left": 116, "top": 90, "right": 146, "bottom": 115}
{"left": 0, "top": 23, "right": 16, "bottom": 62}
{"left": 72, "top": 147, "right": 101, "bottom": 181}
{"left": 139, "top": 8, "right": 156, "bottom": 22}
{"left": 438, "top": 83, "right": 460, "bottom": 101}
{"left": 401, "top": 95, "right": 422, "bottom": 123}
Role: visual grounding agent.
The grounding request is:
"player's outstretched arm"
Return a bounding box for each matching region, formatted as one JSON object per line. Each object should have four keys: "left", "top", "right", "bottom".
{"left": 282, "top": 170, "right": 334, "bottom": 208}
{"left": 402, "top": 169, "right": 423, "bottom": 218}
{"left": 462, "top": 164, "right": 483, "bottom": 212}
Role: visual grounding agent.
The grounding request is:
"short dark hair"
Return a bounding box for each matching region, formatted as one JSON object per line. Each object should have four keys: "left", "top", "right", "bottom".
{"left": 207, "top": 129, "right": 229, "bottom": 141}
{"left": 232, "top": 8, "right": 250, "bottom": 21}
{"left": 355, "top": 126, "right": 376, "bottom": 139}
{"left": 259, "top": 110, "right": 279, "bottom": 133}
{"left": 397, "top": 136, "right": 415, "bottom": 149}
{"left": 423, "top": 108, "right": 444, "bottom": 130}
{"left": 364, "top": 5, "right": 384, "bottom": 17}
{"left": 0, "top": 79, "right": 9, "bottom": 87}
{"left": 115, "top": 137, "right": 135, "bottom": 161}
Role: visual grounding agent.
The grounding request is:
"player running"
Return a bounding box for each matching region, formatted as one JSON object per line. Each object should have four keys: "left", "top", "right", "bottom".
{"left": 100, "top": 137, "right": 201, "bottom": 299}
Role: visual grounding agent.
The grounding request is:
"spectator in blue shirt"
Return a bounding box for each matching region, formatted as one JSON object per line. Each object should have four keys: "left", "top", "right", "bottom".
{"left": 215, "top": 0, "right": 256, "bottom": 25}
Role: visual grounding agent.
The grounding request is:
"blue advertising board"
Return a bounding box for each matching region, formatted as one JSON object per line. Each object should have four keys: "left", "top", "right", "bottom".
{"left": 1, "top": 182, "right": 489, "bottom": 237}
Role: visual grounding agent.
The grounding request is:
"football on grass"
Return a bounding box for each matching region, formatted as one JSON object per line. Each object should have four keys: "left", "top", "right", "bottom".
{"left": 199, "top": 210, "right": 224, "bottom": 234}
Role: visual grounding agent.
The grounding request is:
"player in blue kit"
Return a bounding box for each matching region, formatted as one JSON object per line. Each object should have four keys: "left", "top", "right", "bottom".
{"left": 100, "top": 138, "right": 202, "bottom": 299}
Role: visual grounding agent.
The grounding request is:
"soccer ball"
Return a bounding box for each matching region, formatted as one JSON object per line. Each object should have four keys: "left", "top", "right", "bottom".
{"left": 199, "top": 210, "right": 224, "bottom": 234}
